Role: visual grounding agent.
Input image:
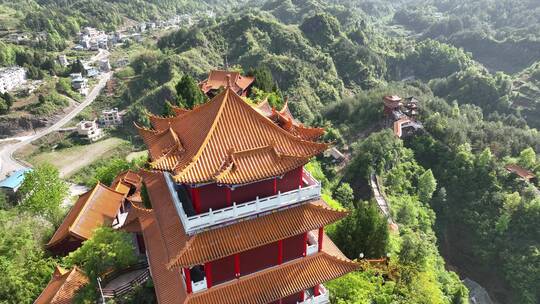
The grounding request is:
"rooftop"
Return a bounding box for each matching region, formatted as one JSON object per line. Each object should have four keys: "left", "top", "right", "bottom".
{"left": 185, "top": 251, "right": 356, "bottom": 304}
{"left": 199, "top": 70, "right": 254, "bottom": 94}
{"left": 137, "top": 87, "right": 327, "bottom": 185}
{"left": 0, "top": 168, "right": 32, "bottom": 190}
{"left": 505, "top": 164, "right": 536, "bottom": 180}
{"left": 34, "top": 266, "right": 88, "bottom": 304}
{"left": 139, "top": 205, "right": 356, "bottom": 304}
{"left": 255, "top": 99, "right": 325, "bottom": 141}
{"left": 46, "top": 182, "right": 126, "bottom": 250}
{"left": 133, "top": 171, "right": 346, "bottom": 269}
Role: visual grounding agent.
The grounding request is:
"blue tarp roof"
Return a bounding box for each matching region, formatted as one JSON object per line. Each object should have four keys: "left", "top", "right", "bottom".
{"left": 0, "top": 168, "right": 32, "bottom": 189}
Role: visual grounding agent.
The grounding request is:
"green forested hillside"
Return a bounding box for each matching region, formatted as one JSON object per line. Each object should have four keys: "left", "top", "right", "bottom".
{"left": 117, "top": 5, "right": 540, "bottom": 302}
{"left": 392, "top": 0, "right": 540, "bottom": 73}
{"left": 2, "top": 1, "right": 540, "bottom": 304}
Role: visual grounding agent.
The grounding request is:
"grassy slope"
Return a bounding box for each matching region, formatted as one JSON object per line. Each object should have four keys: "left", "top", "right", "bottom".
{"left": 27, "top": 137, "right": 128, "bottom": 177}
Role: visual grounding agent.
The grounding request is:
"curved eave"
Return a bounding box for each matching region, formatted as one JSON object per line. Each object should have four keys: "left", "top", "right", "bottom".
{"left": 166, "top": 201, "right": 349, "bottom": 269}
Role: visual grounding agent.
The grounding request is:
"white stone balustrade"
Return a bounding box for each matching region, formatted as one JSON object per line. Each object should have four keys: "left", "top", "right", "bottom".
{"left": 297, "top": 285, "right": 330, "bottom": 304}
{"left": 191, "top": 277, "right": 208, "bottom": 293}
{"left": 166, "top": 170, "right": 321, "bottom": 235}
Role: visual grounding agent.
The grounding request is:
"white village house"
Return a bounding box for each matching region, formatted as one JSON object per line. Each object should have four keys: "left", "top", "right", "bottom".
{"left": 76, "top": 120, "right": 104, "bottom": 141}
{"left": 99, "top": 108, "right": 122, "bottom": 126}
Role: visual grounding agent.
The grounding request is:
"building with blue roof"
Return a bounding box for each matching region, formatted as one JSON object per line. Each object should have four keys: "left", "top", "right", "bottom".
{"left": 0, "top": 168, "right": 32, "bottom": 192}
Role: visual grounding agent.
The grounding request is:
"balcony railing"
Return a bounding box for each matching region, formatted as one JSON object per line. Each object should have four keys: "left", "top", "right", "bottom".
{"left": 112, "top": 211, "right": 128, "bottom": 229}
{"left": 166, "top": 170, "right": 321, "bottom": 235}
{"left": 298, "top": 285, "right": 330, "bottom": 304}
{"left": 306, "top": 232, "right": 319, "bottom": 256}
{"left": 191, "top": 277, "right": 208, "bottom": 293}
{"left": 180, "top": 268, "right": 208, "bottom": 294}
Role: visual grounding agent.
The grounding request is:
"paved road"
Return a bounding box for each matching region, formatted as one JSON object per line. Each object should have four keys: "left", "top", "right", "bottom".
{"left": 0, "top": 52, "right": 112, "bottom": 178}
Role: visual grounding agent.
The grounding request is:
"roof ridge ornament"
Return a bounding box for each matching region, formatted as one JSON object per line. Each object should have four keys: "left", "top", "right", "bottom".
{"left": 226, "top": 73, "right": 232, "bottom": 89}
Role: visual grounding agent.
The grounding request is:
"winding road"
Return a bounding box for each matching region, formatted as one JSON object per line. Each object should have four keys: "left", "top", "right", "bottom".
{"left": 0, "top": 50, "right": 111, "bottom": 178}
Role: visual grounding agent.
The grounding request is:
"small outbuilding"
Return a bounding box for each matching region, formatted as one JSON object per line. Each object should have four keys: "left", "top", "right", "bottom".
{"left": 0, "top": 168, "right": 32, "bottom": 193}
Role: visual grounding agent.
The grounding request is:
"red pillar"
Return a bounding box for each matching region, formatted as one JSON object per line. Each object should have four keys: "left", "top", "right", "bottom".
{"left": 318, "top": 227, "right": 324, "bottom": 252}
{"left": 278, "top": 240, "right": 283, "bottom": 264}
{"left": 303, "top": 232, "right": 308, "bottom": 257}
{"left": 299, "top": 290, "right": 305, "bottom": 302}
{"left": 314, "top": 284, "right": 321, "bottom": 296}
{"left": 226, "top": 187, "right": 232, "bottom": 206}
{"left": 191, "top": 187, "right": 201, "bottom": 214}
{"left": 234, "top": 253, "right": 240, "bottom": 278}
{"left": 298, "top": 167, "right": 303, "bottom": 188}
{"left": 184, "top": 267, "right": 192, "bottom": 293}
{"left": 273, "top": 177, "right": 277, "bottom": 194}
{"left": 205, "top": 262, "right": 212, "bottom": 288}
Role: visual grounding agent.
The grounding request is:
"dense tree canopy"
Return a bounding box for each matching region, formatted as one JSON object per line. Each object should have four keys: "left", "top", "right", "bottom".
{"left": 18, "top": 164, "right": 68, "bottom": 225}
{"left": 175, "top": 74, "right": 206, "bottom": 109}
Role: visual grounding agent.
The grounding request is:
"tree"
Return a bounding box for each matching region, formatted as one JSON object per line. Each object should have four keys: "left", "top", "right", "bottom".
{"left": 249, "top": 66, "right": 275, "bottom": 93}
{"left": 334, "top": 183, "right": 354, "bottom": 208}
{"left": 18, "top": 164, "right": 68, "bottom": 224}
{"left": 163, "top": 101, "right": 176, "bottom": 117}
{"left": 64, "top": 227, "right": 137, "bottom": 280}
{"left": 0, "top": 191, "right": 10, "bottom": 210}
{"left": 91, "top": 158, "right": 131, "bottom": 187}
{"left": 0, "top": 97, "right": 9, "bottom": 115}
{"left": 64, "top": 227, "right": 137, "bottom": 302}
{"left": 0, "top": 210, "right": 58, "bottom": 303}
{"left": 518, "top": 147, "right": 536, "bottom": 169}
{"left": 69, "top": 59, "right": 85, "bottom": 75}
{"left": 398, "top": 231, "right": 431, "bottom": 271}
{"left": 333, "top": 202, "right": 389, "bottom": 259}
{"left": 175, "top": 74, "right": 206, "bottom": 109}
{"left": 418, "top": 169, "right": 437, "bottom": 203}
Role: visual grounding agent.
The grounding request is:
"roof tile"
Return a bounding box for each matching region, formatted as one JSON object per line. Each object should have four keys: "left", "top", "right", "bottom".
{"left": 46, "top": 183, "right": 126, "bottom": 249}
{"left": 141, "top": 171, "right": 348, "bottom": 269}
{"left": 137, "top": 88, "right": 327, "bottom": 184}
{"left": 185, "top": 252, "right": 358, "bottom": 304}
{"left": 34, "top": 266, "right": 88, "bottom": 304}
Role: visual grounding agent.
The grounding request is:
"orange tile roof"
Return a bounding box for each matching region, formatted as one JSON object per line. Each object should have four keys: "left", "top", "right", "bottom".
{"left": 121, "top": 201, "right": 152, "bottom": 233}
{"left": 199, "top": 70, "right": 254, "bottom": 94}
{"left": 393, "top": 117, "right": 411, "bottom": 138}
{"left": 256, "top": 99, "right": 325, "bottom": 141}
{"left": 383, "top": 95, "right": 402, "bottom": 108}
{"left": 139, "top": 171, "right": 347, "bottom": 269}
{"left": 46, "top": 183, "right": 126, "bottom": 249}
{"left": 505, "top": 164, "right": 536, "bottom": 180}
{"left": 111, "top": 170, "right": 144, "bottom": 203}
{"left": 34, "top": 266, "right": 88, "bottom": 304}
{"left": 185, "top": 251, "right": 358, "bottom": 304}
{"left": 139, "top": 213, "right": 187, "bottom": 304}
{"left": 112, "top": 170, "right": 143, "bottom": 190}
{"left": 136, "top": 87, "right": 328, "bottom": 184}
{"left": 141, "top": 203, "right": 355, "bottom": 304}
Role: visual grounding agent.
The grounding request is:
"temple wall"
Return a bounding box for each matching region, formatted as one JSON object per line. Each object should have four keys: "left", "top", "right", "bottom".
{"left": 277, "top": 166, "right": 303, "bottom": 193}
{"left": 208, "top": 232, "right": 306, "bottom": 287}
{"left": 211, "top": 254, "right": 236, "bottom": 285}
{"left": 283, "top": 233, "right": 305, "bottom": 262}
{"left": 231, "top": 178, "right": 274, "bottom": 205}
{"left": 240, "top": 241, "right": 279, "bottom": 276}
{"left": 197, "top": 183, "right": 226, "bottom": 213}
{"left": 189, "top": 165, "right": 304, "bottom": 214}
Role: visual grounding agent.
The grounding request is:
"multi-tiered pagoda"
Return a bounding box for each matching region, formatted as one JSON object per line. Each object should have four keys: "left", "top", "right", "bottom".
{"left": 129, "top": 84, "right": 358, "bottom": 304}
